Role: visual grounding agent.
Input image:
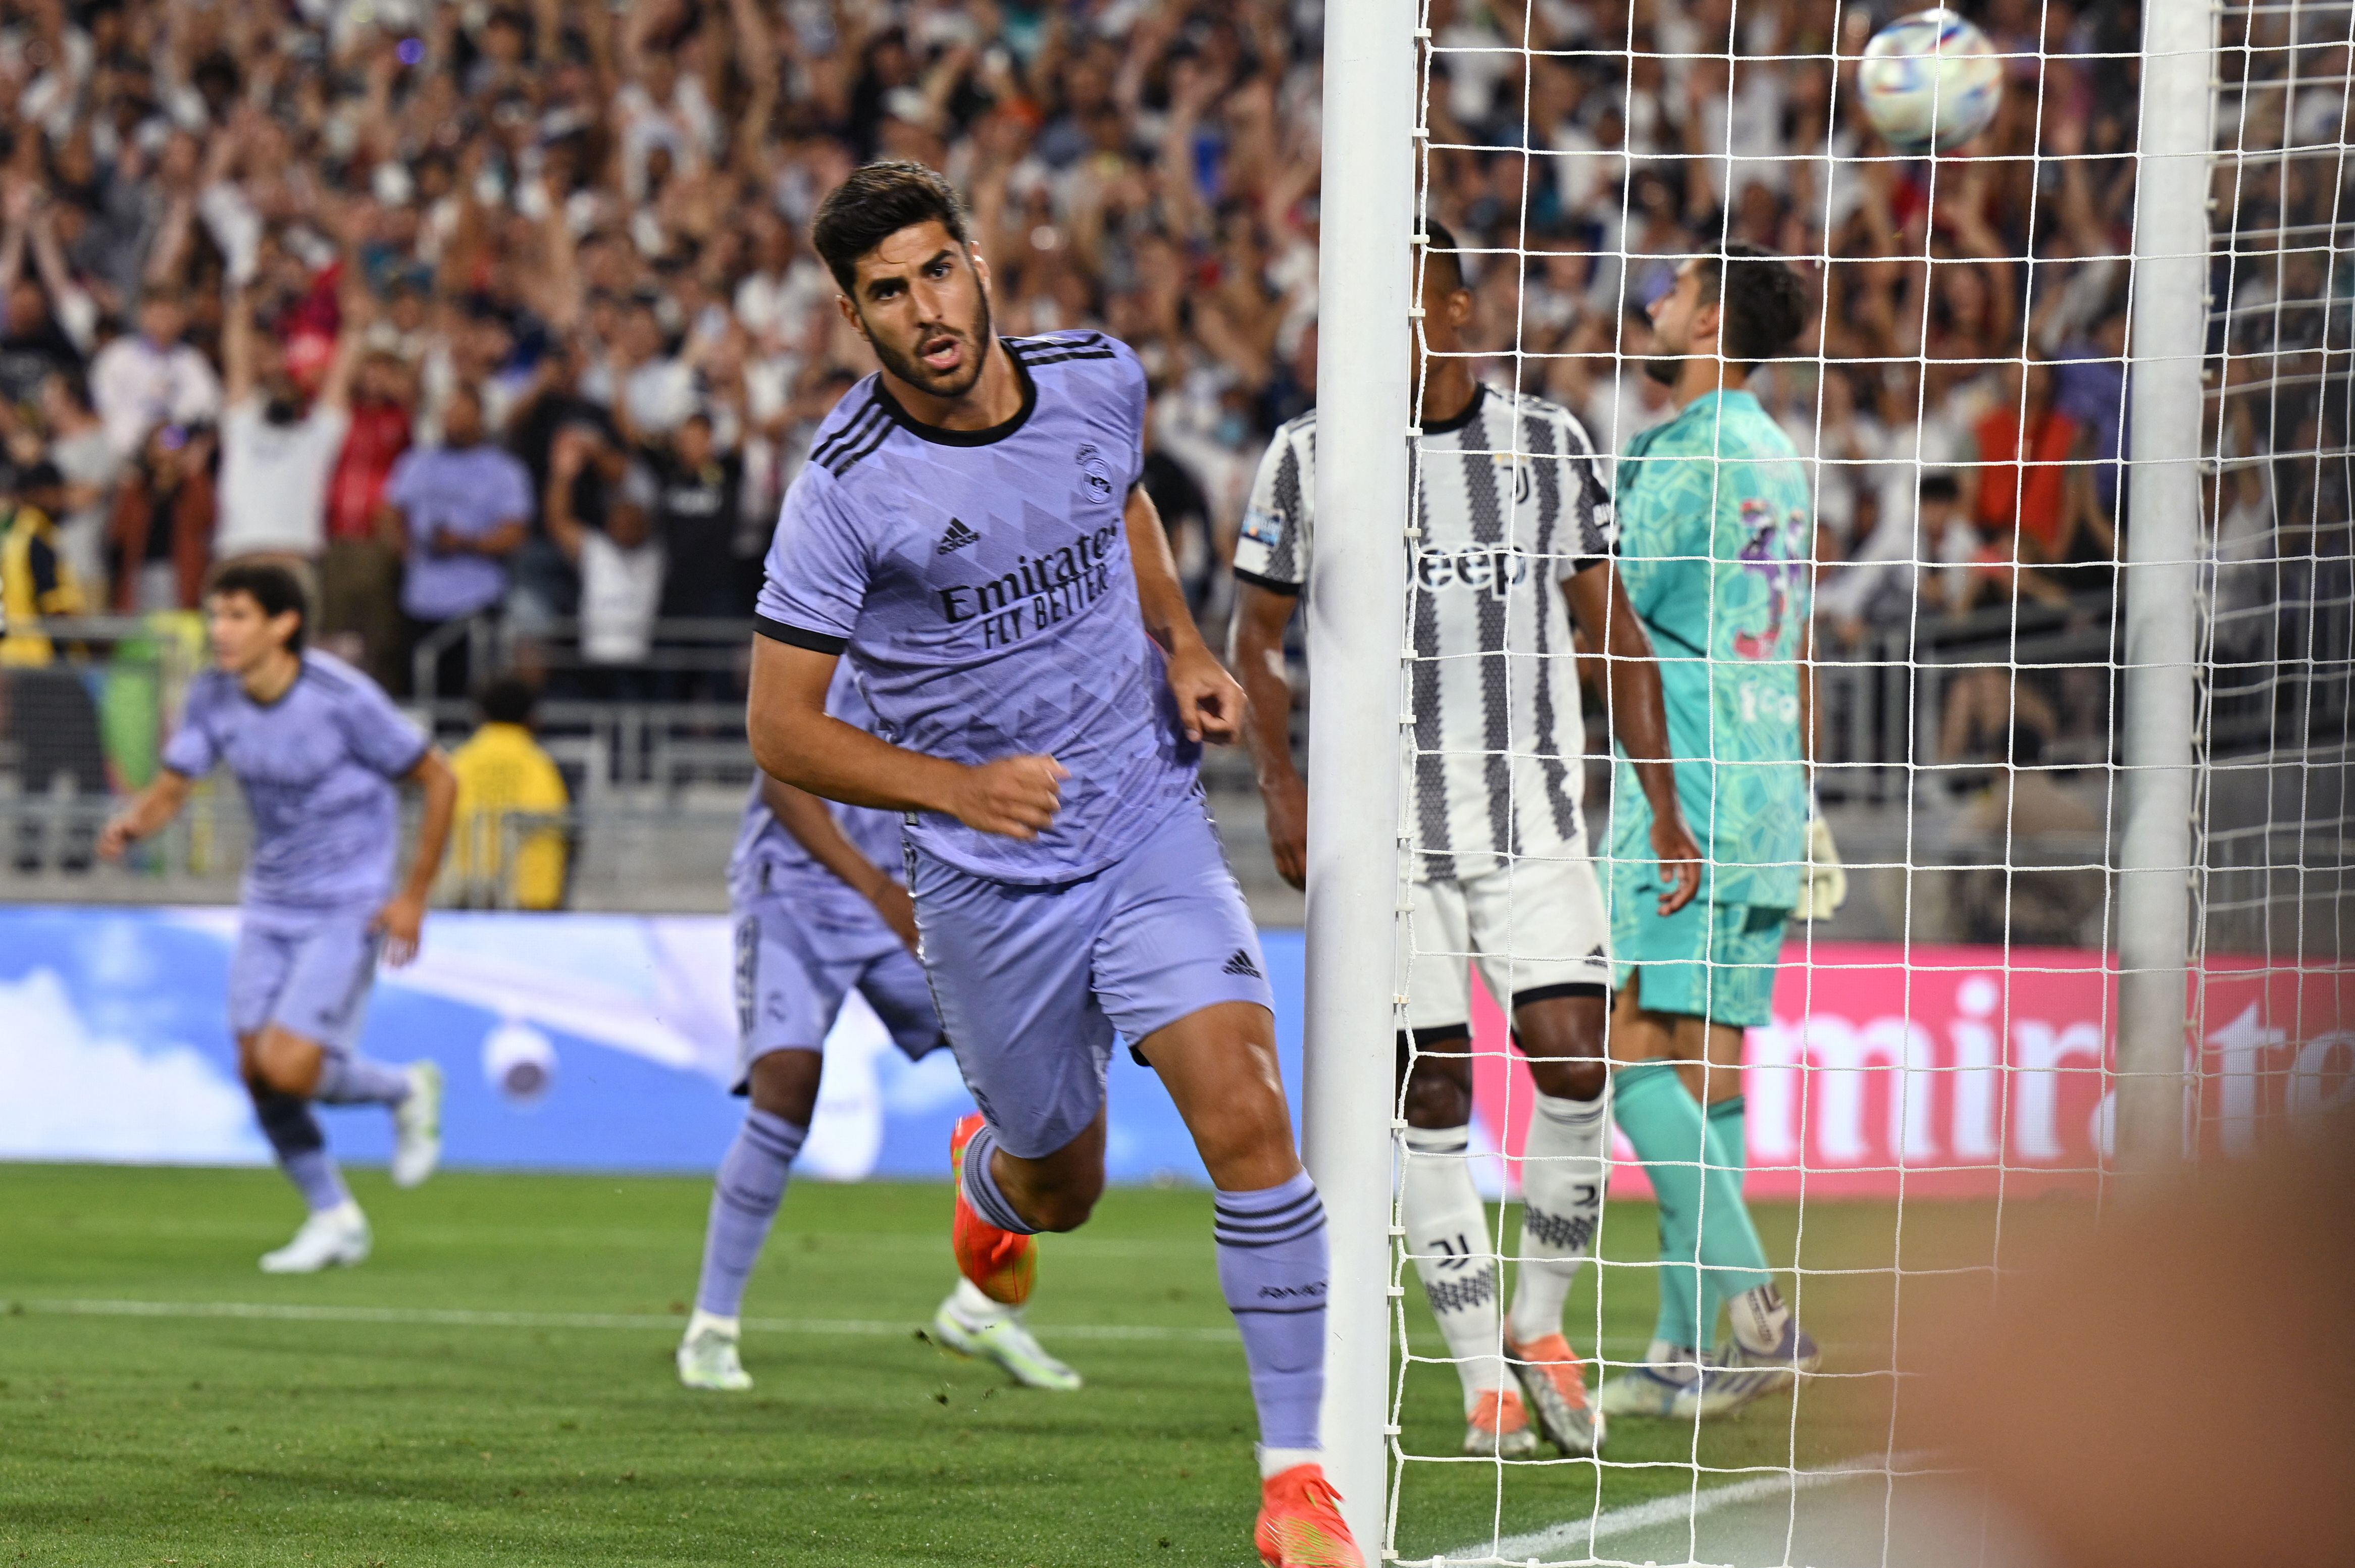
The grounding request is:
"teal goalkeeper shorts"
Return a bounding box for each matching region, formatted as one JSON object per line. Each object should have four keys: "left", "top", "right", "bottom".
{"left": 1611, "top": 891, "right": 1792, "bottom": 1029}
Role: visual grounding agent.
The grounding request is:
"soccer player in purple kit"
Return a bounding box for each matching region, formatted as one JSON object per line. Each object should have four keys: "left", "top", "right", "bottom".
{"left": 100, "top": 562, "right": 455, "bottom": 1273}
{"left": 746, "top": 163, "right": 1362, "bottom": 1568}
{"left": 677, "top": 661, "right": 1082, "bottom": 1396}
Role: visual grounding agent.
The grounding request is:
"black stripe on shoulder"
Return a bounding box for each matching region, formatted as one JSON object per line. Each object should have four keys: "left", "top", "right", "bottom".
{"left": 1235, "top": 566, "right": 1303, "bottom": 597}
{"left": 822, "top": 415, "right": 896, "bottom": 478}
{"left": 1016, "top": 348, "right": 1119, "bottom": 369}
{"left": 1009, "top": 330, "right": 1108, "bottom": 359}
{"left": 809, "top": 396, "right": 886, "bottom": 468}
{"left": 753, "top": 616, "right": 849, "bottom": 655}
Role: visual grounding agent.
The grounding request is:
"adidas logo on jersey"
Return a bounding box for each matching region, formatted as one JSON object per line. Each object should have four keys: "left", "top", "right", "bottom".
{"left": 937, "top": 518, "right": 980, "bottom": 554}
{"left": 1221, "top": 949, "right": 1262, "bottom": 979}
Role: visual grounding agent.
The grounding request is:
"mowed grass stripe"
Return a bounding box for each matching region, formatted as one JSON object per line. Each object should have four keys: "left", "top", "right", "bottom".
{"left": 12, "top": 1295, "right": 1239, "bottom": 1343}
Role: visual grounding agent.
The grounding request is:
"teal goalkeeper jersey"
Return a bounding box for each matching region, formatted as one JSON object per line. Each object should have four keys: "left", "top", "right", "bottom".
{"left": 1610, "top": 388, "right": 1812, "bottom": 910}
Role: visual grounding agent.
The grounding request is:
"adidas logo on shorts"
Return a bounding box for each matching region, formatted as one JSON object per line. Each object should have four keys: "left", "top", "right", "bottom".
{"left": 937, "top": 517, "right": 980, "bottom": 554}
{"left": 1221, "top": 949, "right": 1261, "bottom": 979}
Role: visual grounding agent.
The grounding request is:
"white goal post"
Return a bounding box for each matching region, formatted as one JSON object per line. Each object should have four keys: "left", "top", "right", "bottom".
{"left": 2117, "top": 0, "right": 2213, "bottom": 1173}
{"left": 1302, "top": 0, "right": 1417, "bottom": 1553}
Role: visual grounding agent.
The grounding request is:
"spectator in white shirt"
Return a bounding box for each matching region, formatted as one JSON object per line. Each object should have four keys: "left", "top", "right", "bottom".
{"left": 544, "top": 425, "right": 662, "bottom": 696}
{"left": 89, "top": 288, "right": 221, "bottom": 458}
{"left": 209, "top": 280, "right": 364, "bottom": 566}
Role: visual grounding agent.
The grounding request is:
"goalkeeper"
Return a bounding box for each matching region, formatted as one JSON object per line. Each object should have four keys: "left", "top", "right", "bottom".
{"left": 1600, "top": 241, "right": 1841, "bottom": 1421}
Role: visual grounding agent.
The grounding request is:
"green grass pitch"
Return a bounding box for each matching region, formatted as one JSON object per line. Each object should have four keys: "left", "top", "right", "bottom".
{"left": 0, "top": 1164, "right": 1990, "bottom": 1566}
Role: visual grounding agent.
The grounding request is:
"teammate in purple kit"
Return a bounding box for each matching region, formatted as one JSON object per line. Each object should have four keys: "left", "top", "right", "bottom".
{"left": 101, "top": 562, "right": 456, "bottom": 1274}
{"left": 745, "top": 162, "right": 1360, "bottom": 1568}
{"left": 677, "top": 662, "right": 1082, "bottom": 1396}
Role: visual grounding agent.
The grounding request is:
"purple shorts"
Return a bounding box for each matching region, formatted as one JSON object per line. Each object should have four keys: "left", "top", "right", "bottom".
{"left": 732, "top": 890, "right": 945, "bottom": 1091}
{"left": 227, "top": 905, "right": 383, "bottom": 1053}
{"left": 907, "top": 794, "right": 1273, "bottom": 1160}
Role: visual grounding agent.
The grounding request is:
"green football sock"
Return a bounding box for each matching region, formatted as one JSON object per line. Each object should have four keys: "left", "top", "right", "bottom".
{"left": 1697, "top": 1094, "right": 1749, "bottom": 1349}
{"left": 1615, "top": 1064, "right": 1772, "bottom": 1356}
{"left": 1612, "top": 1062, "right": 1701, "bottom": 1353}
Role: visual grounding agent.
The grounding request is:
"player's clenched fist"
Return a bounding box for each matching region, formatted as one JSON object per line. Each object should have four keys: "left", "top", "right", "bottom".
{"left": 951, "top": 755, "right": 1069, "bottom": 840}
{"left": 1167, "top": 642, "right": 1246, "bottom": 744}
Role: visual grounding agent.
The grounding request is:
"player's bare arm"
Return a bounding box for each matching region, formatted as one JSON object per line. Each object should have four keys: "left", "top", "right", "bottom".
{"left": 1123, "top": 485, "right": 1242, "bottom": 744}
{"left": 1563, "top": 563, "right": 1703, "bottom": 914}
{"left": 757, "top": 771, "right": 918, "bottom": 950}
{"left": 96, "top": 769, "right": 194, "bottom": 861}
{"left": 747, "top": 638, "right": 1067, "bottom": 840}
{"left": 1231, "top": 580, "right": 1306, "bottom": 890}
{"left": 375, "top": 748, "right": 456, "bottom": 967}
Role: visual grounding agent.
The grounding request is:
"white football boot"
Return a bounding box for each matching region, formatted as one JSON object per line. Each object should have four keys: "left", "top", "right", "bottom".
{"left": 260, "top": 1201, "right": 371, "bottom": 1273}
{"left": 390, "top": 1061, "right": 444, "bottom": 1189}
{"left": 677, "top": 1312, "right": 753, "bottom": 1391}
{"left": 929, "top": 1287, "right": 1083, "bottom": 1391}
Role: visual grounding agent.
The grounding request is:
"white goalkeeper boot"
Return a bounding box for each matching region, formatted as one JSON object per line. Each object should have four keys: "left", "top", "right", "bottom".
{"left": 1713, "top": 1286, "right": 1822, "bottom": 1396}
{"left": 260, "top": 1201, "right": 371, "bottom": 1274}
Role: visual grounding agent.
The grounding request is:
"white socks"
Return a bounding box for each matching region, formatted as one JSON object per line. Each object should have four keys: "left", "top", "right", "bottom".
{"left": 948, "top": 1276, "right": 1013, "bottom": 1328}
{"left": 685, "top": 1308, "right": 739, "bottom": 1341}
{"left": 1402, "top": 1124, "right": 1509, "bottom": 1412}
{"left": 1257, "top": 1444, "right": 1324, "bottom": 1480}
{"left": 1507, "top": 1090, "right": 1608, "bottom": 1346}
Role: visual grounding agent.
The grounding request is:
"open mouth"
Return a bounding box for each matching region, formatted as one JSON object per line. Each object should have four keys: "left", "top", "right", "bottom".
{"left": 917, "top": 332, "right": 964, "bottom": 374}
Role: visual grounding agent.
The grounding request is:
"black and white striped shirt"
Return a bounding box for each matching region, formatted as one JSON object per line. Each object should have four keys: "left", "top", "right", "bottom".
{"left": 1234, "top": 384, "right": 1614, "bottom": 879}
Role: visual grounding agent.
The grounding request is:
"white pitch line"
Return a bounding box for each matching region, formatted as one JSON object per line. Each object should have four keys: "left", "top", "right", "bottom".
{"left": 7, "top": 1297, "right": 1237, "bottom": 1344}
{"left": 1433, "top": 1450, "right": 1944, "bottom": 1566}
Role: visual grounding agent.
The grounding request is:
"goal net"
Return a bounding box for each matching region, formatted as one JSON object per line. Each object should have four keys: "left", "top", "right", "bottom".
{"left": 1309, "top": 0, "right": 2355, "bottom": 1562}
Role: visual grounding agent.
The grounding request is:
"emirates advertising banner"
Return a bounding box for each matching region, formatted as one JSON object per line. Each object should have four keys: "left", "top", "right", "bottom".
{"left": 2, "top": 907, "right": 2346, "bottom": 1194}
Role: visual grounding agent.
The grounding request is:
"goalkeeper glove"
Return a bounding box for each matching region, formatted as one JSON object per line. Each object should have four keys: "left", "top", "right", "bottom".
{"left": 1796, "top": 795, "right": 1847, "bottom": 923}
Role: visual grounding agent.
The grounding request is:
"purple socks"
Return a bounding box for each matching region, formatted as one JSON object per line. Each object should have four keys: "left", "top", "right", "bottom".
{"left": 1214, "top": 1171, "right": 1329, "bottom": 1452}
{"left": 249, "top": 1088, "right": 350, "bottom": 1213}
{"left": 694, "top": 1109, "right": 808, "bottom": 1319}
{"left": 313, "top": 1053, "right": 412, "bottom": 1107}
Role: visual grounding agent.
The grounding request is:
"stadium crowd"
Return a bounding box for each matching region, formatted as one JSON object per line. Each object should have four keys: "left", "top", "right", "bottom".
{"left": 0, "top": 0, "right": 2336, "bottom": 774}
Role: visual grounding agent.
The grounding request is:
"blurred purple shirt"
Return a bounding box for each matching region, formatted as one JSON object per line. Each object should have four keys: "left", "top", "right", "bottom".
{"left": 390, "top": 442, "right": 535, "bottom": 621}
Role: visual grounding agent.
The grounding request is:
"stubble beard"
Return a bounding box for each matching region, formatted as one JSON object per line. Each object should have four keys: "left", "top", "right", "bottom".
{"left": 871, "top": 290, "right": 995, "bottom": 403}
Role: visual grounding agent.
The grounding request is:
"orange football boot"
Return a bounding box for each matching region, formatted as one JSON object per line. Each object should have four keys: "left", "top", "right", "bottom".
{"left": 949, "top": 1112, "right": 1036, "bottom": 1306}
{"left": 1254, "top": 1462, "right": 1364, "bottom": 1568}
{"left": 1502, "top": 1329, "right": 1604, "bottom": 1456}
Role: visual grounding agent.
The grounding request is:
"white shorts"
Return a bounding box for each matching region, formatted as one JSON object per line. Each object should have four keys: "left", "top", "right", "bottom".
{"left": 1406, "top": 853, "right": 1612, "bottom": 1033}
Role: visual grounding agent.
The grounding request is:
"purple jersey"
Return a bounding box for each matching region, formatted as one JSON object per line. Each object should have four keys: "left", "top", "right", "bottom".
{"left": 161, "top": 650, "right": 428, "bottom": 912}
{"left": 754, "top": 332, "right": 1197, "bottom": 884}
{"left": 729, "top": 661, "right": 908, "bottom": 910}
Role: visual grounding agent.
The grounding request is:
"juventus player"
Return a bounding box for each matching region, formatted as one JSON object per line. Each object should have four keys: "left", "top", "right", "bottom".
{"left": 748, "top": 163, "right": 1360, "bottom": 1567}
{"left": 1232, "top": 223, "right": 1702, "bottom": 1459}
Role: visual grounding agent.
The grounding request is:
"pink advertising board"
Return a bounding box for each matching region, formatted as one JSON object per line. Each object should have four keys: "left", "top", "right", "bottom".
{"left": 1465, "top": 942, "right": 2353, "bottom": 1199}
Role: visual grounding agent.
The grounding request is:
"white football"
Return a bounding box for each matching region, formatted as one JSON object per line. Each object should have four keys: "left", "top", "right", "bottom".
{"left": 482, "top": 1020, "right": 557, "bottom": 1107}
{"left": 1858, "top": 8, "right": 2005, "bottom": 153}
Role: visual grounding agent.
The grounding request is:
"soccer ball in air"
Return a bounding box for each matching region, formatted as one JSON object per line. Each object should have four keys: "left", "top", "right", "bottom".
{"left": 1857, "top": 9, "right": 2005, "bottom": 153}
{"left": 483, "top": 1020, "right": 557, "bottom": 1107}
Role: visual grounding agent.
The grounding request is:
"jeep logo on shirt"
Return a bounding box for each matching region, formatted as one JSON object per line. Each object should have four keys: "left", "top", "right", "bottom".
{"left": 1416, "top": 544, "right": 1533, "bottom": 597}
